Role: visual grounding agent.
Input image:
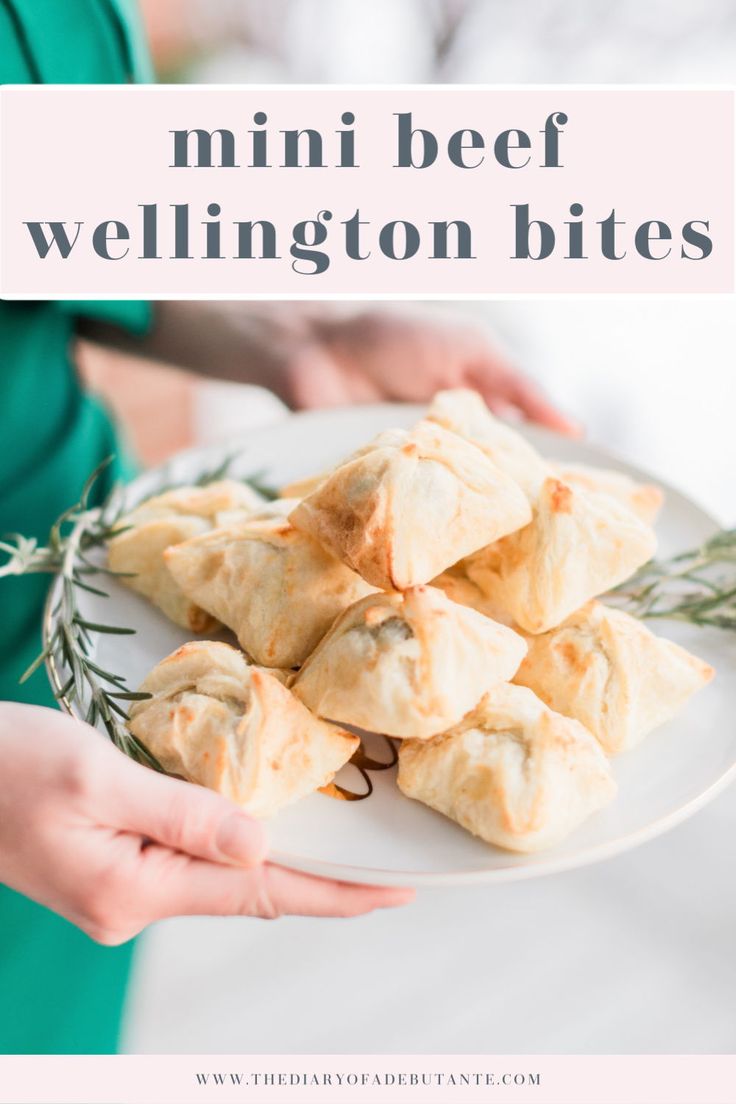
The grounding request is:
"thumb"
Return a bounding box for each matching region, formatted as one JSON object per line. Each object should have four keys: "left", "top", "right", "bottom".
{"left": 104, "top": 753, "right": 268, "bottom": 868}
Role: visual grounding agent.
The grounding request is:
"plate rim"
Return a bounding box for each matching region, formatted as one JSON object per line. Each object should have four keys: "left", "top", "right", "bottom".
{"left": 270, "top": 761, "right": 736, "bottom": 886}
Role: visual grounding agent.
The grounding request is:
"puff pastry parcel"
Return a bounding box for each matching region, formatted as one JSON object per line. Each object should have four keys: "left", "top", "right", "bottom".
{"left": 164, "top": 518, "right": 374, "bottom": 668}
{"left": 128, "top": 641, "right": 358, "bottom": 818}
{"left": 466, "top": 477, "right": 657, "bottom": 634}
{"left": 551, "top": 461, "right": 663, "bottom": 525}
{"left": 289, "top": 420, "right": 531, "bottom": 590}
{"left": 291, "top": 585, "right": 527, "bottom": 739}
{"left": 107, "top": 480, "right": 263, "bottom": 631}
{"left": 397, "top": 683, "right": 616, "bottom": 852}
{"left": 426, "top": 388, "right": 549, "bottom": 498}
{"left": 279, "top": 473, "right": 327, "bottom": 499}
{"left": 430, "top": 566, "right": 515, "bottom": 626}
{"left": 514, "top": 601, "right": 714, "bottom": 754}
{"left": 215, "top": 495, "right": 300, "bottom": 529}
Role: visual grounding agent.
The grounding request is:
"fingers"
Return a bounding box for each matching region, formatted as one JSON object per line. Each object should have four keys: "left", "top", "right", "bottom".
{"left": 286, "top": 345, "right": 356, "bottom": 408}
{"left": 133, "top": 848, "right": 415, "bottom": 923}
{"left": 509, "top": 377, "right": 583, "bottom": 437}
{"left": 258, "top": 864, "right": 415, "bottom": 918}
{"left": 484, "top": 396, "right": 521, "bottom": 421}
{"left": 104, "top": 756, "right": 267, "bottom": 869}
{"left": 469, "top": 360, "right": 582, "bottom": 437}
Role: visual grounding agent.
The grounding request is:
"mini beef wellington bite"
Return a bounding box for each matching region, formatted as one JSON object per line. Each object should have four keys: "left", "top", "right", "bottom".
{"left": 426, "top": 387, "right": 549, "bottom": 499}
{"left": 466, "top": 476, "right": 657, "bottom": 634}
{"left": 430, "top": 565, "right": 515, "bottom": 626}
{"left": 550, "top": 461, "right": 664, "bottom": 525}
{"left": 279, "top": 472, "right": 328, "bottom": 499}
{"left": 288, "top": 420, "right": 531, "bottom": 590}
{"left": 290, "top": 585, "right": 527, "bottom": 739}
{"left": 128, "top": 641, "right": 358, "bottom": 818}
{"left": 164, "top": 517, "right": 374, "bottom": 668}
{"left": 107, "top": 480, "right": 264, "bottom": 632}
{"left": 215, "top": 495, "right": 301, "bottom": 529}
{"left": 397, "top": 683, "right": 616, "bottom": 853}
{"left": 513, "top": 601, "right": 714, "bottom": 755}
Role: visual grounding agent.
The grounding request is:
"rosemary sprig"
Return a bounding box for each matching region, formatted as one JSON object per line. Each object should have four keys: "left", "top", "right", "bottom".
{"left": 0, "top": 458, "right": 161, "bottom": 767}
{"left": 0, "top": 459, "right": 128, "bottom": 582}
{"left": 0, "top": 453, "right": 274, "bottom": 770}
{"left": 610, "top": 528, "right": 736, "bottom": 630}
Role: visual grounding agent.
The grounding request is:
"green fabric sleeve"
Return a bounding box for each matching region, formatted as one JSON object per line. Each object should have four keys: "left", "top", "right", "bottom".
{"left": 57, "top": 299, "right": 154, "bottom": 336}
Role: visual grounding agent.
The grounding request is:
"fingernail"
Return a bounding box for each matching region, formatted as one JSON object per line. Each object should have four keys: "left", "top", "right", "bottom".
{"left": 215, "top": 812, "right": 266, "bottom": 867}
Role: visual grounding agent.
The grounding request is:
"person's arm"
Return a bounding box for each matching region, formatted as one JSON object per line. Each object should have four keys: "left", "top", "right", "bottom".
{"left": 78, "top": 302, "right": 580, "bottom": 434}
{"left": 78, "top": 302, "right": 308, "bottom": 398}
{"left": 0, "top": 703, "right": 413, "bottom": 943}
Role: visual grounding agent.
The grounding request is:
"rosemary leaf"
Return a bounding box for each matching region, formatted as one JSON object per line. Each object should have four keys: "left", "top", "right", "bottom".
{"left": 71, "top": 577, "right": 110, "bottom": 598}
{"left": 19, "top": 648, "right": 51, "bottom": 684}
{"left": 72, "top": 618, "right": 137, "bottom": 635}
{"left": 83, "top": 660, "right": 128, "bottom": 686}
{"left": 106, "top": 698, "right": 133, "bottom": 721}
{"left": 57, "top": 676, "right": 75, "bottom": 698}
{"left": 609, "top": 527, "right": 736, "bottom": 629}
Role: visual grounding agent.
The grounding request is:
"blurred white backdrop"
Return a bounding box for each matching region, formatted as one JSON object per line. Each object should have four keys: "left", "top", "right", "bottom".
{"left": 190, "top": 300, "right": 736, "bottom": 525}
{"left": 472, "top": 300, "right": 735, "bottom": 525}
{"left": 121, "top": 0, "right": 736, "bottom": 1056}
{"left": 161, "top": 0, "right": 736, "bottom": 86}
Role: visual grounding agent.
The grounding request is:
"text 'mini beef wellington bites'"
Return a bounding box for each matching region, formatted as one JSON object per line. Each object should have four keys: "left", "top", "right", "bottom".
{"left": 128, "top": 641, "right": 358, "bottom": 818}
{"left": 513, "top": 601, "right": 714, "bottom": 755}
{"left": 107, "top": 480, "right": 263, "bottom": 632}
{"left": 290, "top": 585, "right": 527, "bottom": 739}
{"left": 397, "top": 683, "right": 616, "bottom": 853}
{"left": 288, "top": 420, "right": 532, "bottom": 591}
{"left": 164, "top": 517, "right": 375, "bottom": 669}
{"left": 466, "top": 476, "right": 657, "bottom": 634}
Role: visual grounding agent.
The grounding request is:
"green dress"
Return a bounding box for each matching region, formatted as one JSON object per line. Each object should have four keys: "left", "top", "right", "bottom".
{"left": 0, "top": 0, "right": 153, "bottom": 1054}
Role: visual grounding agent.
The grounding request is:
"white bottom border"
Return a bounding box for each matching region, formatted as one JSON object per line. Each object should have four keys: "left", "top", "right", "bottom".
{"left": 0, "top": 1054, "right": 733, "bottom": 1104}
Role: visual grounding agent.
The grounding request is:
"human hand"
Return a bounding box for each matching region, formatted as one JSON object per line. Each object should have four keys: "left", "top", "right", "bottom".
{"left": 284, "top": 311, "right": 580, "bottom": 435}
{"left": 0, "top": 703, "right": 414, "bottom": 944}
{"left": 88, "top": 304, "right": 577, "bottom": 437}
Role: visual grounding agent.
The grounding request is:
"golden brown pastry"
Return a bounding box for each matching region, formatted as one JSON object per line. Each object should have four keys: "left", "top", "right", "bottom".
{"left": 164, "top": 517, "right": 374, "bottom": 668}
{"left": 131, "top": 480, "right": 264, "bottom": 520}
{"left": 430, "top": 566, "right": 515, "bottom": 626}
{"left": 215, "top": 495, "right": 300, "bottom": 529}
{"left": 279, "top": 473, "right": 327, "bottom": 499}
{"left": 551, "top": 461, "right": 663, "bottom": 525}
{"left": 397, "top": 683, "right": 616, "bottom": 852}
{"left": 128, "top": 641, "right": 358, "bottom": 818}
{"left": 466, "top": 476, "right": 657, "bottom": 634}
{"left": 289, "top": 420, "right": 532, "bottom": 590}
{"left": 107, "top": 480, "right": 264, "bottom": 631}
{"left": 513, "top": 600, "right": 714, "bottom": 754}
{"left": 426, "top": 387, "right": 549, "bottom": 498}
{"left": 291, "top": 585, "right": 527, "bottom": 739}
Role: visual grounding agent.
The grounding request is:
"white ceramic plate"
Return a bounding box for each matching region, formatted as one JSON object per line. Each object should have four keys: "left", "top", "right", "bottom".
{"left": 46, "top": 405, "right": 736, "bottom": 886}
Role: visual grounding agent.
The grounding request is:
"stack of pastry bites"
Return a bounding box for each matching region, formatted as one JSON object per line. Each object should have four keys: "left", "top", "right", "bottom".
{"left": 115, "top": 390, "right": 714, "bottom": 853}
